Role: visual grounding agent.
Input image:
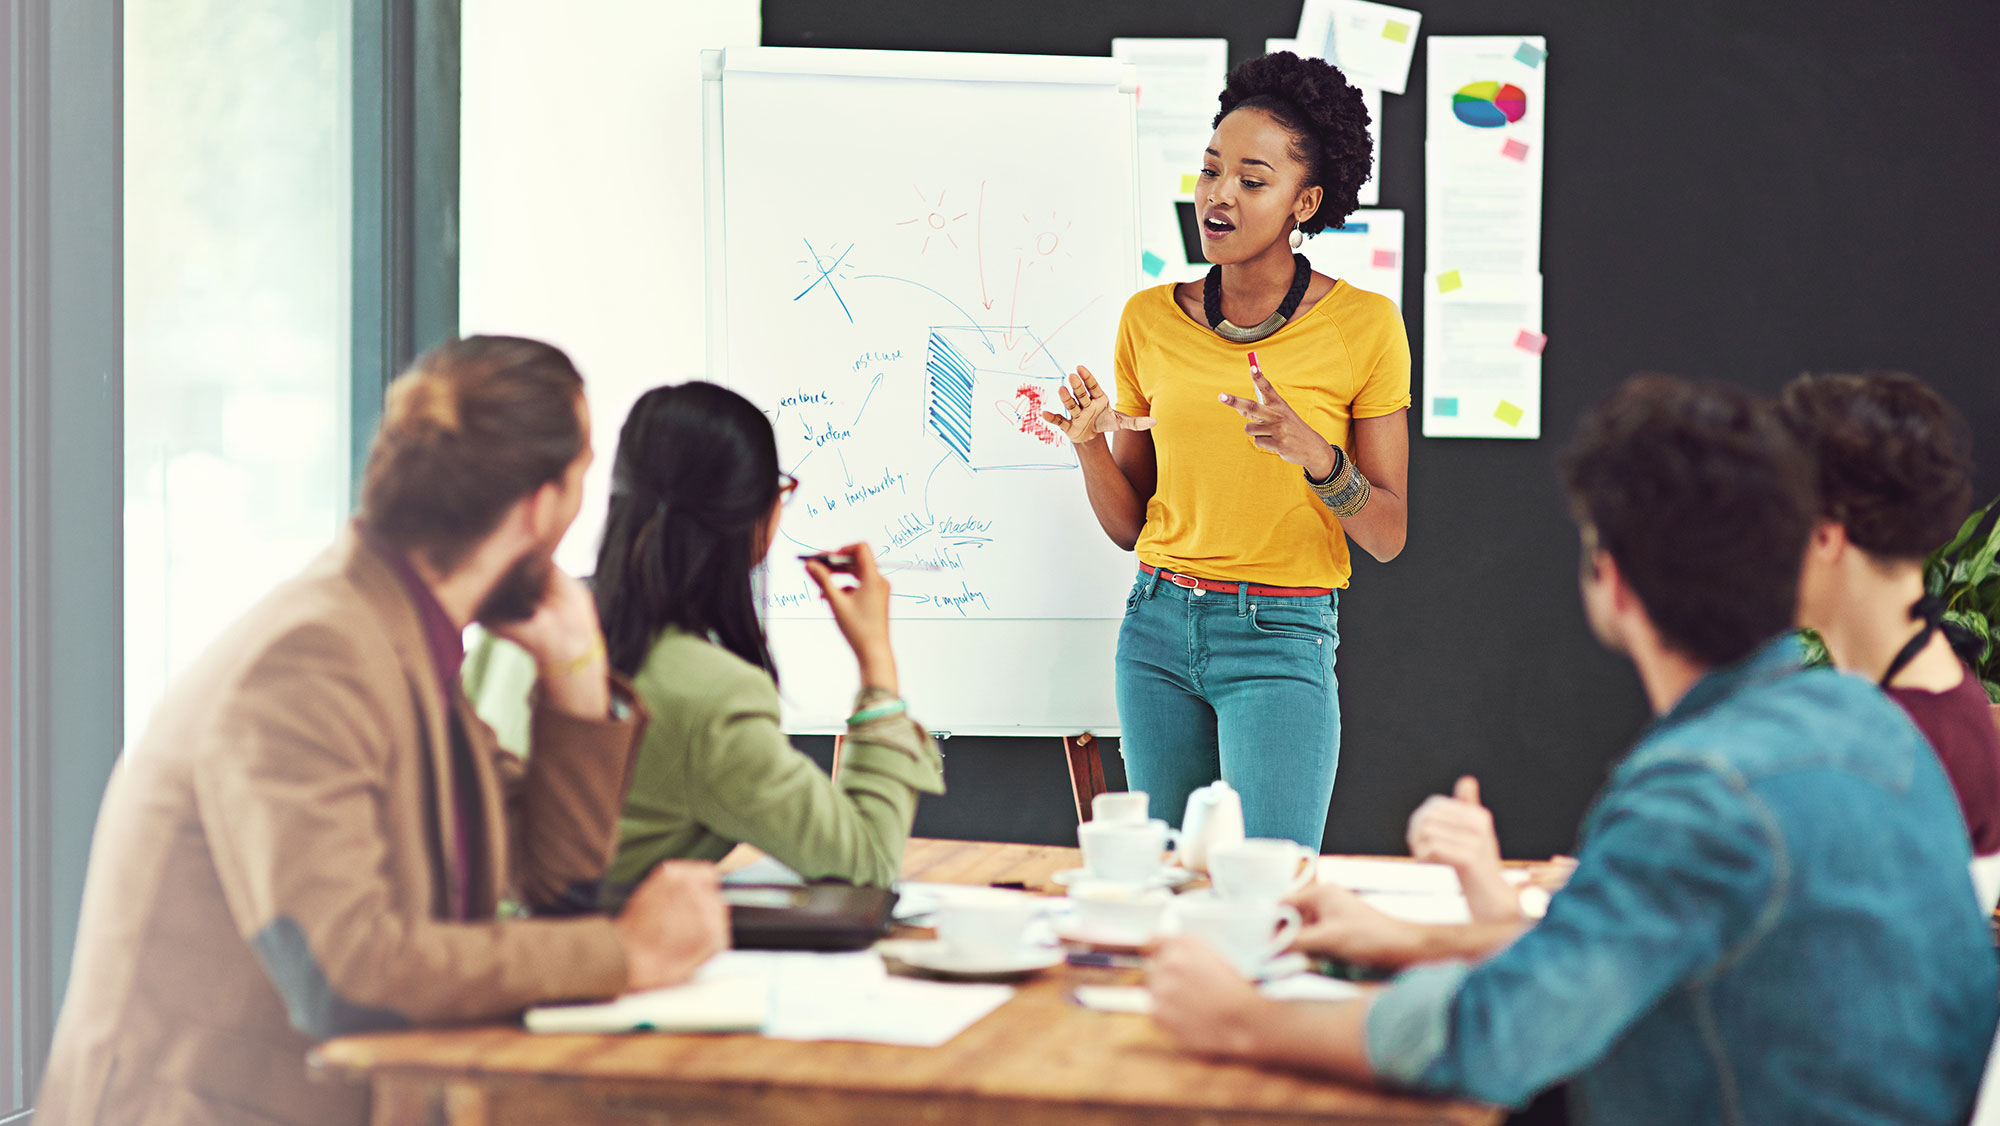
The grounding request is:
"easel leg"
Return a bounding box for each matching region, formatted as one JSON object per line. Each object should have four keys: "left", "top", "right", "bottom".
{"left": 1064, "top": 733, "right": 1106, "bottom": 823}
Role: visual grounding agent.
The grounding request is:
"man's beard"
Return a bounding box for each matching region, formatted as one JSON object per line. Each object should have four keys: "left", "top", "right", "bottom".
{"left": 476, "top": 549, "right": 555, "bottom": 625}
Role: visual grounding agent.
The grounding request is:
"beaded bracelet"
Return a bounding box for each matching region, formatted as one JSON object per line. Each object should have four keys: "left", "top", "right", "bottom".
{"left": 1306, "top": 446, "right": 1373, "bottom": 518}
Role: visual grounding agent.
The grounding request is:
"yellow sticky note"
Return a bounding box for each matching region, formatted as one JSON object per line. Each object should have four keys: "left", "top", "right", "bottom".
{"left": 1436, "top": 270, "right": 1463, "bottom": 293}
{"left": 1180, "top": 173, "right": 1198, "bottom": 194}
{"left": 1495, "top": 400, "right": 1525, "bottom": 427}
{"left": 1383, "top": 19, "right": 1412, "bottom": 43}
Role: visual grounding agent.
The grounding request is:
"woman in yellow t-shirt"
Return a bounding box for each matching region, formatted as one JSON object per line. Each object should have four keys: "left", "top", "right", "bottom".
{"left": 1043, "top": 52, "right": 1410, "bottom": 849}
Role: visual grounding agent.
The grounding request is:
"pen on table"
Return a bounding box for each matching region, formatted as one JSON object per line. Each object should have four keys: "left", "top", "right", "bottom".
{"left": 1066, "top": 950, "right": 1145, "bottom": 969}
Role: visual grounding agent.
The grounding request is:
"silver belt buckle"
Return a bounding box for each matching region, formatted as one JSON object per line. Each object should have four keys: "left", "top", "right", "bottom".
{"left": 1167, "top": 572, "right": 1200, "bottom": 590}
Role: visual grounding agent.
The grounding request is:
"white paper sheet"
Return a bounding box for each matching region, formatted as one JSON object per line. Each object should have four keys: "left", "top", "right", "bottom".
{"left": 1113, "top": 38, "right": 1229, "bottom": 282}
{"left": 1319, "top": 856, "right": 1465, "bottom": 896}
{"left": 696, "top": 950, "right": 1013, "bottom": 1047}
{"left": 1422, "top": 269, "right": 1544, "bottom": 439}
{"left": 1296, "top": 0, "right": 1423, "bottom": 95}
{"left": 1072, "top": 972, "right": 1364, "bottom": 1015}
{"left": 1424, "top": 36, "right": 1547, "bottom": 440}
{"left": 1298, "top": 208, "right": 1403, "bottom": 307}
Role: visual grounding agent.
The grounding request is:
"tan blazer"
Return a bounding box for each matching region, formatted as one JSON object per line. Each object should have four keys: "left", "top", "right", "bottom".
{"left": 37, "top": 526, "right": 644, "bottom": 1124}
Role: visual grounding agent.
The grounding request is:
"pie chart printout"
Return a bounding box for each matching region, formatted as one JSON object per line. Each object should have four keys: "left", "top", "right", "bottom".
{"left": 1451, "top": 81, "right": 1528, "bottom": 128}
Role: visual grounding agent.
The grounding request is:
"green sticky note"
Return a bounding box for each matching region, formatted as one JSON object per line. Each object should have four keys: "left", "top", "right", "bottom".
{"left": 1433, "top": 397, "right": 1459, "bottom": 418}
{"left": 1495, "top": 400, "right": 1525, "bottom": 427}
{"left": 1436, "top": 270, "right": 1463, "bottom": 293}
{"left": 1383, "top": 19, "right": 1412, "bottom": 43}
{"left": 1180, "top": 173, "right": 1199, "bottom": 194}
{"left": 1141, "top": 250, "right": 1166, "bottom": 277}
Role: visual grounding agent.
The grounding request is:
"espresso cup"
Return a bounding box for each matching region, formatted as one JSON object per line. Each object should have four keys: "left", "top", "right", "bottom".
{"left": 1208, "top": 838, "right": 1316, "bottom": 903}
{"left": 1091, "top": 790, "right": 1151, "bottom": 825}
{"left": 1066, "top": 880, "right": 1170, "bottom": 945}
{"left": 1077, "top": 818, "right": 1178, "bottom": 883}
{"left": 1168, "top": 898, "right": 1302, "bottom": 978}
{"left": 933, "top": 892, "right": 1042, "bottom": 962}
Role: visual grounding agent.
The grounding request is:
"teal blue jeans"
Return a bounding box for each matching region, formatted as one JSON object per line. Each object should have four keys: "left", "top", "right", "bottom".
{"left": 1115, "top": 569, "right": 1340, "bottom": 849}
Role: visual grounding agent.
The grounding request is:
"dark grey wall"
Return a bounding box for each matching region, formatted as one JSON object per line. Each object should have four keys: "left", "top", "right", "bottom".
{"left": 768, "top": 0, "right": 2000, "bottom": 859}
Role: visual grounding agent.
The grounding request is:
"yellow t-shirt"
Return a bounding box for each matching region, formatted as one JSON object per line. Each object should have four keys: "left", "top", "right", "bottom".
{"left": 1114, "top": 280, "right": 1411, "bottom": 590}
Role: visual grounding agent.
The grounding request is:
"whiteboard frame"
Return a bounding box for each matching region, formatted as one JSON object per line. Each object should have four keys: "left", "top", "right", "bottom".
{"left": 702, "top": 47, "right": 1143, "bottom": 737}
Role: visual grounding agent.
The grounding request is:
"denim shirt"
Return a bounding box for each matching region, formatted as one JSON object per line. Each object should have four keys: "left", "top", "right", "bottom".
{"left": 1367, "top": 636, "right": 1999, "bottom": 1124}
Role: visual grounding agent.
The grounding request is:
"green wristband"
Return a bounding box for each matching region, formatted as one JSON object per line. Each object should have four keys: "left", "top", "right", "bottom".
{"left": 848, "top": 699, "right": 909, "bottom": 725}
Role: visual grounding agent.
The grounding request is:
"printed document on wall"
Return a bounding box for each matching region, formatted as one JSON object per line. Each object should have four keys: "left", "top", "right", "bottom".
{"left": 1423, "top": 271, "right": 1543, "bottom": 439}
{"left": 1295, "top": 0, "right": 1422, "bottom": 94}
{"left": 1426, "top": 36, "right": 1545, "bottom": 276}
{"left": 1424, "top": 35, "right": 1547, "bottom": 439}
{"left": 1113, "top": 39, "right": 1228, "bottom": 284}
{"left": 1298, "top": 209, "right": 1403, "bottom": 309}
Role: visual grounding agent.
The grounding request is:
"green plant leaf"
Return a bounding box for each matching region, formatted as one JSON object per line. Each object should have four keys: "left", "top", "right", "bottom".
{"left": 1947, "top": 609, "right": 1994, "bottom": 665}
{"left": 1795, "top": 628, "right": 1831, "bottom": 669}
{"left": 1984, "top": 678, "right": 2000, "bottom": 705}
{"left": 1939, "top": 508, "right": 1991, "bottom": 560}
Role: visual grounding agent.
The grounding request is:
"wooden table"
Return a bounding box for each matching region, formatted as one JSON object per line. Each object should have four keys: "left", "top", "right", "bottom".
{"left": 313, "top": 839, "right": 1501, "bottom": 1125}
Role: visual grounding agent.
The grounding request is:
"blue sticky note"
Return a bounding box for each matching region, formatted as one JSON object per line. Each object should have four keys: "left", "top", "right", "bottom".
{"left": 1434, "top": 397, "right": 1460, "bottom": 418}
{"left": 1141, "top": 250, "right": 1166, "bottom": 277}
{"left": 1514, "top": 41, "right": 1546, "bottom": 67}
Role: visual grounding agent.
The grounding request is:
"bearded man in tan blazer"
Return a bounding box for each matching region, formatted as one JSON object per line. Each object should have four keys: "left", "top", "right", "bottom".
{"left": 37, "top": 336, "right": 728, "bottom": 1124}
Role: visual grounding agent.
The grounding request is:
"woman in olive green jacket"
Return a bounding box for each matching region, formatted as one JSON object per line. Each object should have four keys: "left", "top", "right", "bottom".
{"left": 466, "top": 382, "right": 942, "bottom": 904}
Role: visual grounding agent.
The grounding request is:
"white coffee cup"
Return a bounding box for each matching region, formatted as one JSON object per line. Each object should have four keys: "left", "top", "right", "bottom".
{"left": 933, "top": 891, "right": 1042, "bottom": 962}
{"left": 1078, "top": 818, "right": 1178, "bottom": 883}
{"left": 1208, "top": 838, "right": 1316, "bottom": 903}
{"left": 1066, "top": 880, "right": 1170, "bottom": 945}
{"left": 1091, "top": 790, "right": 1151, "bottom": 825}
{"left": 1168, "top": 898, "right": 1302, "bottom": 978}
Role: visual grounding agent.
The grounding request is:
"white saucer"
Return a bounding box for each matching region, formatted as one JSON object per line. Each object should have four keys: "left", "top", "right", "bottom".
{"left": 877, "top": 939, "right": 1063, "bottom": 981}
{"left": 1051, "top": 865, "right": 1197, "bottom": 891}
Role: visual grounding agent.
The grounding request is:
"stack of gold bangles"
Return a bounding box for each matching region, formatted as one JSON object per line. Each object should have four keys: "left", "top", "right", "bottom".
{"left": 1307, "top": 446, "right": 1372, "bottom": 518}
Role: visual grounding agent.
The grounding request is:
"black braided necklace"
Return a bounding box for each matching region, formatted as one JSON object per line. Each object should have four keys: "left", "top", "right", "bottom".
{"left": 1203, "top": 253, "right": 1313, "bottom": 343}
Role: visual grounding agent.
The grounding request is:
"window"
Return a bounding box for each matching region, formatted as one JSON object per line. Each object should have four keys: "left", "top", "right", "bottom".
{"left": 123, "top": 2, "right": 354, "bottom": 740}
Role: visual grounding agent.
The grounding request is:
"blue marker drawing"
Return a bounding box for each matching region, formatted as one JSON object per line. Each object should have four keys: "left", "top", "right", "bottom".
{"left": 853, "top": 274, "right": 995, "bottom": 353}
{"left": 795, "top": 239, "right": 856, "bottom": 322}
{"left": 927, "top": 330, "right": 977, "bottom": 464}
{"left": 926, "top": 325, "right": 1073, "bottom": 472}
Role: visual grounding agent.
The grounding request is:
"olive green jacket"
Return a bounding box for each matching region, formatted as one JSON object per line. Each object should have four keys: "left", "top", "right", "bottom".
{"left": 466, "top": 628, "right": 943, "bottom": 903}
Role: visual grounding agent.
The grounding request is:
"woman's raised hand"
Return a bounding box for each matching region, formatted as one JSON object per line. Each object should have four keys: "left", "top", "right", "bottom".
{"left": 1040, "top": 366, "right": 1157, "bottom": 445}
{"left": 804, "top": 543, "right": 899, "bottom": 694}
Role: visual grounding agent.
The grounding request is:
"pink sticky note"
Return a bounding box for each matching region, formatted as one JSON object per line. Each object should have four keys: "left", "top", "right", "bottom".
{"left": 1371, "top": 248, "right": 1398, "bottom": 268}
{"left": 1501, "top": 139, "right": 1531, "bottom": 162}
{"left": 1515, "top": 329, "right": 1547, "bottom": 354}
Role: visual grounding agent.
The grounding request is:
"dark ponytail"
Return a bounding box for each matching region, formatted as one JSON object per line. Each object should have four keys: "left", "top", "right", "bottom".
{"left": 593, "top": 382, "right": 780, "bottom": 680}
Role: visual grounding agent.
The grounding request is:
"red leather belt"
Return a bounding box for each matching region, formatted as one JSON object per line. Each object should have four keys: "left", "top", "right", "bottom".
{"left": 1140, "top": 564, "right": 1333, "bottom": 598}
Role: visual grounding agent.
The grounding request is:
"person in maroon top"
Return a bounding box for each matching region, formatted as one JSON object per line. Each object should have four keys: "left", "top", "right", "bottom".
{"left": 1782, "top": 371, "right": 2000, "bottom": 862}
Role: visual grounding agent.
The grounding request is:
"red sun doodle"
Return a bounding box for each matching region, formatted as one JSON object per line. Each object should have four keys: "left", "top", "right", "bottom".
{"left": 897, "top": 186, "right": 970, "bottom": 253}
{"left": 997, "top": 385, "right": 1063, "bottom": 446}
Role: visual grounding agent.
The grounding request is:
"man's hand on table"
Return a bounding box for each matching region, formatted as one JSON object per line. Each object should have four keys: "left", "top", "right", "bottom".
{"left": 1146, "top": 935, "right": 1273, "bottom": 1058}
{"left": 613, "top": 860, "right": 729, "bottom": 991}
{"left": 1284, "top": 883, "right": 1426, "bottom": 968}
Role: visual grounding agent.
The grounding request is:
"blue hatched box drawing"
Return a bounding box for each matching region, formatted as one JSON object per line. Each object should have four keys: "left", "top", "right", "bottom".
{"left": 925, "top": 325, "right": 1074, "bottom": 472}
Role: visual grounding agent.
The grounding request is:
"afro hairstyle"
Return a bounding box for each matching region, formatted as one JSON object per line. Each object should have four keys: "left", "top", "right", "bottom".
{"left": 1212, "top": 51, "right": 1374, "bottom": 236}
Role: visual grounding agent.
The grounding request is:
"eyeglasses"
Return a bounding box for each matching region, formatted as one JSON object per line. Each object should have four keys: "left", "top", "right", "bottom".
{"left": 778, "top": 472, "right": 800, "bottom": 505}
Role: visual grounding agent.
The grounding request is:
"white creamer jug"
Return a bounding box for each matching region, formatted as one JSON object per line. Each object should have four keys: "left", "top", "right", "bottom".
{"left": 1178, "top": 780, "right": 1245, "bottom": 873}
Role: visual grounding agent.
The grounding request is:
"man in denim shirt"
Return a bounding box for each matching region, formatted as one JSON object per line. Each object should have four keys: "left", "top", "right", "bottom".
{"left": 1148, "top": 375, "right": 1998, "bottom": 1124}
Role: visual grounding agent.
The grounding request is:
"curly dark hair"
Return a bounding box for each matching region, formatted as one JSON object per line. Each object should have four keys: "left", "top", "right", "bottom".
{"left": 1212, "top": 51, "right": 1374, "bottom": 235}
{"left": 1777, "top": 371, "right": 1976, "bottom": 561}
{"left": 1561, "top": 375, "right": 1816, "bottom": 667}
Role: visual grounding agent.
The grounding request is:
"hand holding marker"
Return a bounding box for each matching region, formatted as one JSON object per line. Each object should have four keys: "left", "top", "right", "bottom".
{"left": 1218, "top": 351, "right": 1338, "bottom": 476}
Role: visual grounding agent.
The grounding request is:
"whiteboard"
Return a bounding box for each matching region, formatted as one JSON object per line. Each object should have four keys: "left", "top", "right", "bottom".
{"left": 705, "top": 47, "right": 1140, "bottom": 735}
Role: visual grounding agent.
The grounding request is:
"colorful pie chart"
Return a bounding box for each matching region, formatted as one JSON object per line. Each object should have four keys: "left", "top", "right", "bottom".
{"left": 1452, "top": 81, "right": 1528, "bottom": 128}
